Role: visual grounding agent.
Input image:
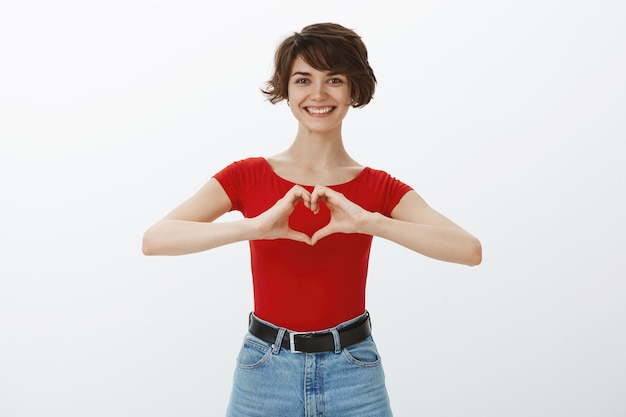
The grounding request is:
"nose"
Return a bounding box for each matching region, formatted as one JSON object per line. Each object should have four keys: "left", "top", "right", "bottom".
{"left": 310, "top": 81, "right": 328, "bottom": 100}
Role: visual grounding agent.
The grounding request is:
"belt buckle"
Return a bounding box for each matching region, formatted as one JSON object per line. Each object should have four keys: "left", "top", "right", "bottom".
{"left": 289, "top": 331, "right": 311, "bottom": 353}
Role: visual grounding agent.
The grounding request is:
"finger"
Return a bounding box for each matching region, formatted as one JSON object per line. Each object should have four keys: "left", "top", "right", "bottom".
{"left": 293, "top": 185, "right": 312, "bottom": 203}
{"left": 291, "top": 184, "right": 310, "bottom": 197}
{"left": 310, "top": 186, "right": 331, "bottom": 214}
{"left": 286, "top": 186, "right": 312, "bottom": 209}
{"left": 286, "top": 229, "right": 313, "bottom": 245}
{"left": 310, "top": 224, "right": 334, "bottom": 245}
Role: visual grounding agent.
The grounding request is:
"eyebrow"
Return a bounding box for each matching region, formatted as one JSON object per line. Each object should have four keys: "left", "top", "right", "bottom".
{"left": 291, "top": 71, "right": 343, "bottom": 77}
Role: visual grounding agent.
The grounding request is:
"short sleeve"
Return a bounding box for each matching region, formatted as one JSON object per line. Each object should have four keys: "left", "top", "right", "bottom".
{"left": 212, "top": 157, "right": 265, "bottom": 212}
{"left": 364, "top": 168, "right": 413, "bottom": 216}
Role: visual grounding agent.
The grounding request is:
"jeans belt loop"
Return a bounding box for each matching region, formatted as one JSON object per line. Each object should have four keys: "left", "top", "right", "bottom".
{"left": 330, "top": 328, "right": 342, "bottom": 354}
{"left": 273, "top": 328, "right": 286, "bottom": 355}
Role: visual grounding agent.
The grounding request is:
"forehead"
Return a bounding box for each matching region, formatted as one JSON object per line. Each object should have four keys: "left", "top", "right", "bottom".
{"left": 290, "top": 56, "right": 342, "bottom": 77}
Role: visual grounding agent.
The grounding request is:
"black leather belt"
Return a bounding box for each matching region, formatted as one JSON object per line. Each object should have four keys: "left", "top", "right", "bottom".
{"left": 248, "top": 312, "right": 372, "bottom": 353}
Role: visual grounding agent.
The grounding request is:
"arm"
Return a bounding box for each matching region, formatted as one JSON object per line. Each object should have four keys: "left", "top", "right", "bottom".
{"left": 369, "top": 190, "right": 482, "bottom": 266}
{"left": 309, "top": 187, "right": 482, "bottom": 266}
{"left": 142, "top": 179, "right": 313, "bottom": 256}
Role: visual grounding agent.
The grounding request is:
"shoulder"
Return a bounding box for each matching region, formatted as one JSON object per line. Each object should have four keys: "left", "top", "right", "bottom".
{"left": 359, "top": 167, "right": 413, "bottom": 193}
{"left": 216, "top": 156, "right": 268, "bottom": 172}
{"left": 347, "top": 167, "right": 413, "bottom": 215}
{"left": 213, "top": 157, "right": 270, "bottom": 180}
{"left": 211, "top": 156, "right": 272, "bottom": 199}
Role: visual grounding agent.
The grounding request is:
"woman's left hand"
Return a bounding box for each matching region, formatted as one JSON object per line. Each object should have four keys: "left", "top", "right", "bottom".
{"left": 309, "top": 185, "right": 372, "bottom": 245}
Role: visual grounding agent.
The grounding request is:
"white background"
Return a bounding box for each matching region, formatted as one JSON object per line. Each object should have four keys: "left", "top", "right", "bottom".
{"left": 1, "top": 0, "right": 625, "bottom": 416}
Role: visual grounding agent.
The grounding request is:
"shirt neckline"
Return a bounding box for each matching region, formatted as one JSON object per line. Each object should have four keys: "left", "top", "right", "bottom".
{"left": 260, "top": 157, "right": 369, "bottom": 188}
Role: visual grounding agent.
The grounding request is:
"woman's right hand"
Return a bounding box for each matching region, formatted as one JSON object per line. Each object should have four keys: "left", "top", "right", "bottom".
{"left": 251, "top": 185, "right": 312, "bottom": 245}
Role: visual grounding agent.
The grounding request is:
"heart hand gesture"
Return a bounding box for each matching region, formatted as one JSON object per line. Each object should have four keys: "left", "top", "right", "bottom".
{"left": 251, "top": 185, "right": 313, "bottom": 245}
{"left": 309, "top": 185, "right": 371, "bottom": 245}
{"left": 252, "top": 185, "right": 372, "bottom": 246}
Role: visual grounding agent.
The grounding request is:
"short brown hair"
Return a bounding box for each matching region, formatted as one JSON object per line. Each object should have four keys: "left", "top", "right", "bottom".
{"left": 262, "top": 23, "right": 377, "bottom": 108}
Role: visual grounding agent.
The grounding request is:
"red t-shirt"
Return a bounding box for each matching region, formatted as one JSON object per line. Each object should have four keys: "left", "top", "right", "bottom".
{"left": 213, "top": 157, "right": 412, "bottom": 331}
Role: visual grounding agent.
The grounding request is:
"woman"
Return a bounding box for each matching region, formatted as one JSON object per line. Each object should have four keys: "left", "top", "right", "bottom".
{"left": 143, "top": 22, "right": 481, "bottom": 417}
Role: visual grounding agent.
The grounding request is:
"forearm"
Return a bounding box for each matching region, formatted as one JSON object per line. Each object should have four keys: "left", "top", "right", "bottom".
{"left": 142, "top": 218, "right": 257, "bottom": 256}
{"left": 364, "top": 212, "right": 482, "bottom": 266}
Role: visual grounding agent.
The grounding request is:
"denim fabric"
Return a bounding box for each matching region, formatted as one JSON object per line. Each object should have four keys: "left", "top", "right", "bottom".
{"left": 226, "top": 313, "right": 393, "bottom": 417}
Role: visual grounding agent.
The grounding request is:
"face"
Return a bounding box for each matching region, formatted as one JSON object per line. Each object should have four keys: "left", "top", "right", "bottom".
{"left": 287, "top": 56, "right": 352, "bottom": 135}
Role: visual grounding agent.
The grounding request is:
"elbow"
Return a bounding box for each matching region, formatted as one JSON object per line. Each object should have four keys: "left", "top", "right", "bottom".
{"left": 141, "top": 227, "right": 161, "bottom": 256}
{"left": 466, "top": 238, "right": 482, "bottom": 266}
{"left": 142, "top": 233, "right": 155, "bottom": 256}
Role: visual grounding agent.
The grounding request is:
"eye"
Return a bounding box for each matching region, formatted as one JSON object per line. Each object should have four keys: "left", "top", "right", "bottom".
{"left": 294, "top": 78, "right": 309, "bottom": 84}
{"left": 328, "top": 77, "right": 344, "bottom": 84}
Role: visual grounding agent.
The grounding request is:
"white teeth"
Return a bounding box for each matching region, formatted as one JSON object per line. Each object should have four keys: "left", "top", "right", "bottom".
{"left": 306, "top": 107, "right": 333, "bottom": 114}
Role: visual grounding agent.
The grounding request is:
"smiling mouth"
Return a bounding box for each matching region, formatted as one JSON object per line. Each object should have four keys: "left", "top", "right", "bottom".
{"left": 305, "top": 106, "right": 335, "bottom": 114}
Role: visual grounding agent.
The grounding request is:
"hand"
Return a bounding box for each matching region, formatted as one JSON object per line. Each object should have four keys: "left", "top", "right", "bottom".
{"left": 309, "top": 185, "right": 372, "bottom": 245}
{"left": 252, "top": 185, "right": 313, "bottom": 245}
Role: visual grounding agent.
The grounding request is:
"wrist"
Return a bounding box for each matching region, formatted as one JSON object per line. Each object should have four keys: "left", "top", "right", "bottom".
{"left": 357, "top": 211, "right": 384, "bottom": 235}
{"left": 243, "top": 216, "right": 264, "bottom": 240}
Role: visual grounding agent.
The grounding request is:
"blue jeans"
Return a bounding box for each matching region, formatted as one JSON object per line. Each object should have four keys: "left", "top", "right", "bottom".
{"left": 226, "top": 312, "right": 393, "bottom": 417}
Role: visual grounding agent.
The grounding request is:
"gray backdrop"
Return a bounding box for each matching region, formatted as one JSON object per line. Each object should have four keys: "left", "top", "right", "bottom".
{"left": 1, "top": 0, "right": 624, "bottom": 416}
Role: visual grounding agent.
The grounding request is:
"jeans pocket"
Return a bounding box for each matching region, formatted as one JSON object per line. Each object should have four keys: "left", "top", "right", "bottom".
{"left": 342, "top": 336, "right": 382, "bottom": 368}
{"left": 236, "top": 338, "right": 272, "bottom": 370}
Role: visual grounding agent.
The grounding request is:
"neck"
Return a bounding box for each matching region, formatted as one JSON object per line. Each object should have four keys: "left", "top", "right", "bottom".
{"left": 286, "top": 124, "right": 353, "bottom": 169}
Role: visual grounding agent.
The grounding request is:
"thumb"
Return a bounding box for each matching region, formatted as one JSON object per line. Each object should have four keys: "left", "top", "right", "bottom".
{"left": 286, "top": 229, "right": 313, "bottom": 245}
{"left": 310, "top": 225, "right": 334, "bottom": 246}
